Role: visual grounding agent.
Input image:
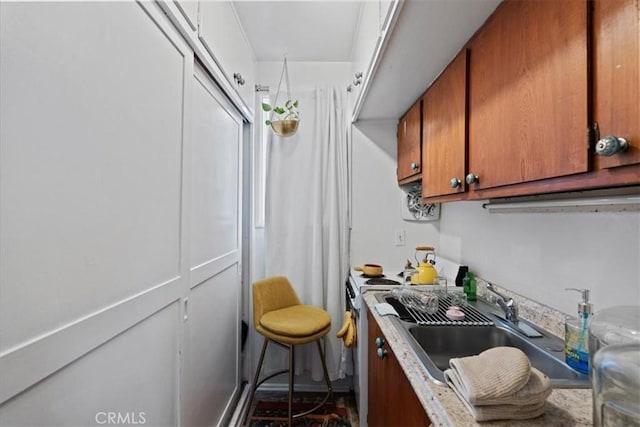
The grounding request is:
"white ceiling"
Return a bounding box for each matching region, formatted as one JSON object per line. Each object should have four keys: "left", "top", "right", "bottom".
{"left": 233, "top": 1, "right": 364, "bottom": 62}
{"left": 232, "top": 0, "right": 503, "bottom": 120}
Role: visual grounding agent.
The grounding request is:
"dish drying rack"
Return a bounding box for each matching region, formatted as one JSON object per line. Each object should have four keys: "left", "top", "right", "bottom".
{"left": 388, "top": 291, "right": 494, "bottom": 326}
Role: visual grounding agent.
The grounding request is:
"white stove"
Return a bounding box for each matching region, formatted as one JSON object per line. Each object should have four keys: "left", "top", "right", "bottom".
{"left": 347, "top": 257, "right": 463, "bottom": 310}
{"left": 345, "top": 259, "right": 463, "bottom": 426}
{"left": 346, "top": 269, "right": 404, "bottom": 311}
{"left": 345, "top": 267, "right": 402, "bottom": 427}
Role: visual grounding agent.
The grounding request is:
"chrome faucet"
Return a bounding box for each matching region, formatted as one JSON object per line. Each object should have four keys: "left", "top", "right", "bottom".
{"left": 486, "top": 283, "right": 518, "bottom": 323}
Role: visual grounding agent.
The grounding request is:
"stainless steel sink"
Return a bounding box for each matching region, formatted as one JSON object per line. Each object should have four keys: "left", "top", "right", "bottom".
{"left": 377, "top": 293, "right": 591, "bottom": 388}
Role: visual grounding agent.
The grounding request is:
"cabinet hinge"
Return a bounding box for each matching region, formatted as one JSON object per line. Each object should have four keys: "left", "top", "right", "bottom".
{"left": 587, "top": 122, "right": 599, "bottom": 150}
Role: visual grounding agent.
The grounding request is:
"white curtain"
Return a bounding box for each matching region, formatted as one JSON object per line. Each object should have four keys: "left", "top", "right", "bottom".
{"left": 265, "top": 84, "right": 350, "bottom": 381}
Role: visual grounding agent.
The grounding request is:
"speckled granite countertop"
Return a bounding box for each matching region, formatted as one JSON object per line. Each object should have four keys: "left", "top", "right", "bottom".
{"left": 362, "top": 291, "right": 593, "bottom": 426}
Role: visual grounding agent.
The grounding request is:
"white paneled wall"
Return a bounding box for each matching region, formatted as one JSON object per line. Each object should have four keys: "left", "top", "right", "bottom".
{"left": 0, "top": 302, "right": 181, "bottom": 426}
{"left": 0, "top": 0, "right": 185, "bottom": 353}
{"left": 0, "top": 3, "right": 243, "bottom": 425}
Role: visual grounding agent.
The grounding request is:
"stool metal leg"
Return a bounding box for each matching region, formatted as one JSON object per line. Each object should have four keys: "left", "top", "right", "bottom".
{"left": 242, "top": 337, "right": 269, "bottom": 426}
{"left": 290, "top": 337, "right": 333, "bottom": 419}
{"left": 288, "top": 344, "right": 295, "bottom": 426}
{"left": 317, "top": 338, "right": 333, "bottom": 399}
{"left": 243, "top": 336, "right": 333, "bottom": 426}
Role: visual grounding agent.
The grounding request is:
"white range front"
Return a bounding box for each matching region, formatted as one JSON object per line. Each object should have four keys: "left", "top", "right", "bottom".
{"left": 346, "top": 268, "right": 403, "bottom": 427}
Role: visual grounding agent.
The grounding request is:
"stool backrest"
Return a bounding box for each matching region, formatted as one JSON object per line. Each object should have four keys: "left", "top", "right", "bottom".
{"left": 252, "top": 276, "right": 302, "bottom": 328}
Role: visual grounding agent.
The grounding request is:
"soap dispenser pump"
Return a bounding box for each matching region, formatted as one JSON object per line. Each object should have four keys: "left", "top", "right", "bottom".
{"left": 565, "top": 288, "right": 593, "bottom": 374}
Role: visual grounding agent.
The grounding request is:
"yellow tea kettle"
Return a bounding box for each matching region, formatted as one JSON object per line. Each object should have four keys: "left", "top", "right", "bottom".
{"left": 411, "top": 246, "right": 438, "bottom": 285}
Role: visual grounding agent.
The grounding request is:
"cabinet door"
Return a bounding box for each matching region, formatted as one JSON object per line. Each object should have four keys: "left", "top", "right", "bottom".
{"left": 175, "top": 0, "right": 198, "bottom": 31}
{"left": 367, "top": 313, "right": 431, "bottom": 427}
{"left": 593, "top": 0, "right": 640, "bottom": 170}
{"left": 199, "top": 0, "right": 255, "bottom": 110}
{"left": 183, "top": 63, "right": 243, "bottom": 426}
{"left": 367, "top": 311, "right": 389, "bottom": 427}
{"left": 397, "top": 100, "right": 422, "bottom": 183}
{"left": 349, "top": 0, "right": 382, "bottom": 105}
{"left": 422, "top": 49, "right": 468, "bottom": 198}
{"left": 468, "top": 0, "right": 589, "bottom": 190}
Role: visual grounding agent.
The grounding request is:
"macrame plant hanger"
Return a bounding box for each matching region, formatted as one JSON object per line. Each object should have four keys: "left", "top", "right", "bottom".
{"left": 268, "top": 55, "right": 299, "bottom": 138}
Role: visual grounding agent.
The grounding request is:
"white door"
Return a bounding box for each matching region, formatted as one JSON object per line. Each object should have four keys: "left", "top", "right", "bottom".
{"left": 0, "top": 3, "right": 244, "bottom": 426}
{"left": 0, "top": 2, "right": 189, "bottom": 425}
{"left": 182, "top": 63, "right": 244, "bottom": 427}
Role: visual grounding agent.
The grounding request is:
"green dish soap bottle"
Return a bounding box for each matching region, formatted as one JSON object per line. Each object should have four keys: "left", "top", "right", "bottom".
{"left": 467, "top": 272, "right": 477, "bottom": 301}
{"left": 565, "top": 288, "right": 593, "bottom": 374}
{"left": 462, "top": 272, "right": 477, "bottom": 301}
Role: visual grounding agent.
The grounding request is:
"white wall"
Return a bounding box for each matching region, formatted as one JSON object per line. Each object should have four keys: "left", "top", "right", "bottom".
{"left": 349, "top": 122, "right": 640, "bottom": 316}
{"left": 439, "top": 201, "right": 640, "bottom": 315}
{"left": 350, "top": 121, "right": 439, "bottom": 271}
{"left": 257, "top": 61, "right": 351, "bottom": 94}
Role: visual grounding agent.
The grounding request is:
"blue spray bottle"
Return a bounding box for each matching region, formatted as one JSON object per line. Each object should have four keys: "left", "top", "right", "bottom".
{"left": 564, "top": 288, "right": 593, "bottom": 374}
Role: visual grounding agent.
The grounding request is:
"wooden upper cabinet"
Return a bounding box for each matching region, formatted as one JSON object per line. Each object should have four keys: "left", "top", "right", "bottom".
{"left": 593, "top": 0, "right": 640, "bottom": 170}
{"left": 397, "top": 100, "right": 422, "bottom": 183}
{"left": 468, "top": 0, "right": 589, "bottom": 191}
{"left": 422, "top": 49, "right": 468, "bottom": 198}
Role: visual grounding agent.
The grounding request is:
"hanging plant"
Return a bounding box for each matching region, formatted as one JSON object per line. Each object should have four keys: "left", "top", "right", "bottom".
{"left": 262, "top": 99, "right": 299, "bottom": 126}
{"left": 265, "top": 56, "right": 299, "bottom": 137}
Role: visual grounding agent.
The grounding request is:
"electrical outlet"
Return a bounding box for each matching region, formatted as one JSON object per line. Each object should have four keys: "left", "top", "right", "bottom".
{"left": 394, "top": 230, "right": 405, "bottom": 246}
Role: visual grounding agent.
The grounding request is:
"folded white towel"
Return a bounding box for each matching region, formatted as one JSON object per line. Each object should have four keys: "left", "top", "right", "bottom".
{"left": 447, "top": 346, "right": 532, "bottom": 405}
{"left": 447, "top": 380, "right": 547, "bottom": 422}
{"left": 445, "top": 366, "right": 552, "bottom": 406}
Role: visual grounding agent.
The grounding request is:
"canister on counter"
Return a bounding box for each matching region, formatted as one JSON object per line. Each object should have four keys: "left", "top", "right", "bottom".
{"left": 588, "top": 306, "right": 640, "bottom": 426}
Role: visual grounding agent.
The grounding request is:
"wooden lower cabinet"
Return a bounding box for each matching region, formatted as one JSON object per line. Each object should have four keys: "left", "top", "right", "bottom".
{"left": 368, "top": 312, "right": 432, "bottom": 427}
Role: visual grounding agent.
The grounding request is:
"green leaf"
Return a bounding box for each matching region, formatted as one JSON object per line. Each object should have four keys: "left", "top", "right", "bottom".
{"left": 285, "top": 100, "right": 293, "bottom": 109}
{"left": 273, "top": 107, "right": 285, "bottom": 115}
{"left": 261, "top": 103, "right": 272, "bottom": 112}
{"left": 265, "top": 119, "right": 272, "bottom": 126}
{"left": 293, "top": 100, "right": 299, "bottom": 108}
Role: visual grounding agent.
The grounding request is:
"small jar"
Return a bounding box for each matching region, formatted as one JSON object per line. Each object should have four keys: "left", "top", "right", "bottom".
{"left": 417, "top": 292, "right": 439, "bottom": 315}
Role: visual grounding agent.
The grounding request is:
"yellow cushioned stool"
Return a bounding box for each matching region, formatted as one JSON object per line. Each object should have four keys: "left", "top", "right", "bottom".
{"left": 242, "top": 276, "right": 333, "bottom": 426}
